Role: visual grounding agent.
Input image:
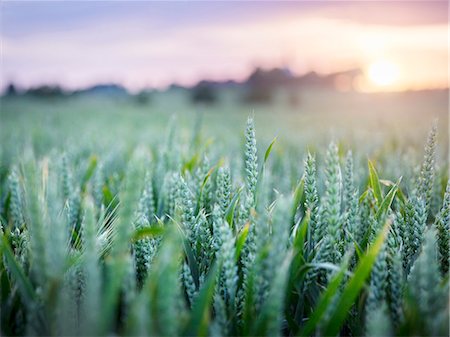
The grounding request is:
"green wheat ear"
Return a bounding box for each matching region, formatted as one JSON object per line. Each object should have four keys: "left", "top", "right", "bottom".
{"left": 322, "top": 142, "right": 343, "bottom": 265}
{"left": 216, "top": 166, "right": 231, "bottom": 218}
{"left": 386, "top": 215, "right": 404, "bottom": 325}
{"left": 182, "top": 261, "right": 197, "bottom": 306}
{"left": 244, "top": 117, "right": 258, "bottom": 204}
{"left": 214, "top": 204, "right": 238, "bottom": 309}
{"left": 408, "top": 228, "right": 447, "bottom": 335}
{"left": 133, "top": 214, "right": 157, "bottom": 288}
{"left": 404, "top": 196, "right": 427, "bottom": 275}
{"left": 434, "top": 179, "right": 450, "bottom": 275}
{"left": 304, "top": 152, "right": 320, "bottom": 251}
{"left": 137, "top": 170, "right": 156, "bottom": 222}
{"left": 416, "top": 121, "right": 437, "bottom": 216}
{"left": 366, "top": 235, "right": 388, "bottom": 319}
{"left": 342, "top": 150, "right": 360, "bottom": 249}
{"left": 177, "top": 176, "right": 196, "bottom": 242}
{"left": 8, "top": 167, "right": 25, "bottom": 229}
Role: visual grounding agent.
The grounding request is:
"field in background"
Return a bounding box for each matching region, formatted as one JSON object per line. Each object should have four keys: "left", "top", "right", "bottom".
{"left": 2, "top": 88, "right": 448, "bottom": 154}
{"left": 3, "top": 88, "right": 448, "bottom": 198}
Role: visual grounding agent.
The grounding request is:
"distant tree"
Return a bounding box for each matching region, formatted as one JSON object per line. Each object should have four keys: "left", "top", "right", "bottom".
{"left": 134, "top": 90, "right": 152, "bottom": 105}
{"left": 243, "top": 67, "right": 293, "bottom": 104}
{"left": 25, "top": 85, "right": 65, "bottom": 99}
{"left": 191, "top": 82, "right": 218, "bottom": 105}
{"left": 5, "top": 83, "right": 17, "bottom": 96}
{"left": 243, "top": 83, "right": 273, "bottom": 104}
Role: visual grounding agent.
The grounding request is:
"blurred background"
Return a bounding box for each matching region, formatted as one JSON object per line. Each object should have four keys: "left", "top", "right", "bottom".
{"left": 1, "top": 1, "right": 448, "bottom": 160}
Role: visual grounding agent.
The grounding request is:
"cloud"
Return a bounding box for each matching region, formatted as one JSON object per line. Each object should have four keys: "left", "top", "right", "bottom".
{"left": 309, "top": 1, "right": 448, "bottom": 26}
{"left": 1, "top": 1, "right": 448, "bottom": 91}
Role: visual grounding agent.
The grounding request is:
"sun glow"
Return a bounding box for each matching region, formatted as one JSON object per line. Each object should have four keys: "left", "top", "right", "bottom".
{"left": 368, "top": 60, "right": 400, "bottom": 87}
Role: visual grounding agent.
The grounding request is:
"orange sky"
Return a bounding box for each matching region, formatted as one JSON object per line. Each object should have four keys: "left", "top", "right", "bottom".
{"left": 1, "top": 1, "right": 448, "bottom": 92}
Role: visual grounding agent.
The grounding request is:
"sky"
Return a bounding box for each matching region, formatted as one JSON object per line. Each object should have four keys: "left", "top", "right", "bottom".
{"left": 1, "top": 1, "right": 448, "bottom": 92}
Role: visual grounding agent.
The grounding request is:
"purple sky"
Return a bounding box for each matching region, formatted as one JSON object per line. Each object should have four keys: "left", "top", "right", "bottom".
{"left": 1, "top": 1, "right": 448, "bottom": 91}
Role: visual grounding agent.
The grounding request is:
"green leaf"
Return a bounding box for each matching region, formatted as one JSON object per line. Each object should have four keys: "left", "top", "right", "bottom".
{"left": 359, "top": 188, "right": 369, "bottom": 204}
{"left": 380, "top": 178, "right": 407, "bottom": 205}
{"left": 322, "top": 220, "right": 391, "bottom": 336}
{"left": 196, "top": 165, "right": 217, "bottom": 213}
{"left": 185, "top": 263, "right": 218, "bottom": 337}
{"left": 81, "top": 155, "right": 98, "bottom": 192}
{"left": 291, "top": 177, "right": 305, "bottom": 223}
{"left": 225, "top": 187, "right": 242, "bottom": 229}
{"left": 102, "top": 185, "right": 117, "bottom": 212}
{"left": 375, "top": 179, "right": 400, "bottom": 221}
{"left": 368, "top": 160, "right": 383, "bottom": 205}
{"left": 235, "top": 222, "right": 250, "bottom": 261}
{"left": 353, "top": 238, "right": 364, "bottom": 260}
{"left": 183, "top": 237, "right": 200, "bottom": 286}
{"left": 300, "top": 258, "right": 348, "bottom": 336}
{"left": 182, "top": 153, "right": 200, "bottom": 173}
{"left": 307, "top": 262, "right": 351, "bottom": 275}
{"left": 0, "top": 235, "right": 37, "bottom": 307}
{"left": 263, "top": 137, "right": 277, "bottom": 165}
{"left": 292, "top": 210, "right": 309, "bottom": 265}
{"left": 131, "top": 226, "right": 165, "bottom": 242}
{"left": 201, "top": 166, "right": 215, "bottom": 189}
{"left": 288, "top": 213, "right": 309, "bottom": 302}
{"left": 395, "top": 186, "right": 407, "bottom": 205}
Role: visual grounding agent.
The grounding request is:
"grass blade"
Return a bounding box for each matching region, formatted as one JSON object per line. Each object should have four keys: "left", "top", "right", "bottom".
{"left": 185, "top": 263, "right": 218, "bottom": 336}
{"left": 368, "top": 160, "right": 383, "bottom": 205}
{"left": 0, "top": 235, "right": 37, "bottom": 306}
{"left": 322, "top": 220, "right": 391, "bottom": 336}
{"left": 131, "top": 225, "right": 165, "bottom": 242}
{"left": 264, "top": 137, "right": 277, "bottom": 165}
{"left": 375, "top": 179, "right": 400, "bottom": 221}
{"left": 299, "top": 258, "right": 347, "bottom": 336}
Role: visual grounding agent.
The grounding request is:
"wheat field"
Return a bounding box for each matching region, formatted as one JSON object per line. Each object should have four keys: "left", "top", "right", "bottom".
{"left": 0, "top": 93, "right": 449, "bottom": 336}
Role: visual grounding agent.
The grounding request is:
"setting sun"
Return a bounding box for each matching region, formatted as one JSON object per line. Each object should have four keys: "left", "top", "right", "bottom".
{"left": 368, "top": 60, "right": 400, "bottom": 87}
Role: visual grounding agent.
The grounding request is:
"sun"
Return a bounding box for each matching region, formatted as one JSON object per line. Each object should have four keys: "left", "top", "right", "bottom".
{"left": 368, "top": 60, "right": 399, "bottom": 87}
